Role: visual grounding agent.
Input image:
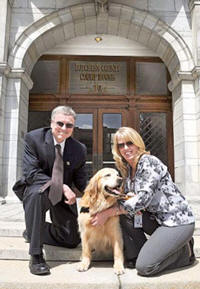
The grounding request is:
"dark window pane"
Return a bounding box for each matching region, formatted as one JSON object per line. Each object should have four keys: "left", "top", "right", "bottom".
{"left": 139, "top": 112, "right": 168, "bottom": 165}
{"left": 28, "top": 111, "right": 51, "bottom": 131}
{"left": 30, "top": 60, "right": 60, "bottom": 94}
{"left": 136, "top": 62, "right": 168, "bottom": 95}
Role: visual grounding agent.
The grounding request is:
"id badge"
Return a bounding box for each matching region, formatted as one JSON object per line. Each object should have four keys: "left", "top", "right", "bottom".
{"left": 134, "top": 214, "right": 143, "bottom": 228}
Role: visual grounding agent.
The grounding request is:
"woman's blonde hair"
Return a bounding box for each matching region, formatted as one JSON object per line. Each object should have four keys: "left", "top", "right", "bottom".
{"left": 112, "top": 127, "right": 149, "bottom": 177}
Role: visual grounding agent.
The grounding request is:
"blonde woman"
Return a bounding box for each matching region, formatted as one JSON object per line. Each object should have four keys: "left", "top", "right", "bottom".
{"left": 91, "top": 127, "right": 195, "bottom": 276}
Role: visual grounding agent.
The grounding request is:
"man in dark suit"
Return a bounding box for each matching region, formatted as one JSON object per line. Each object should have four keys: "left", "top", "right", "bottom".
{"left": 14, "top": 106, "right": 87, "bottom": 275}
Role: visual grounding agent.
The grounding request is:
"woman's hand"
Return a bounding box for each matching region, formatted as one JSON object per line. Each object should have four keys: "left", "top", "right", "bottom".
{"left": 90, "top": 210, "right": 110, "bottom": 226}
{"left": 63, "top": 184, "right": 76, "bottom": 205}
{"left": 90, "top": 205, "right": 127, "bottom": 226}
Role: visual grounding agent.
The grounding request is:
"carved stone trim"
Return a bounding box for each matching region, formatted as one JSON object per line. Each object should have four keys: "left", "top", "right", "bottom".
{"left": 168, "top": 66, "right": 200, "bottom": 91}
{"left": 8, "top": 68, "right": 33, "bottom": 90}
{"left": 0, "top": 63, "right": 11, "bottom": 76}
{"left": 189, "top": 0, "right": 200, "bottom": 11}
{"left": 8, "top": 0, "right": 14, "bottom": 7}
{"left": 95, "top": 0, "right": 108, "bottom": 15}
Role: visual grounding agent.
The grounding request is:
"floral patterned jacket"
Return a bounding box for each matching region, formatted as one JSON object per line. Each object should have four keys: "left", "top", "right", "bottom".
{"left": 120, "top": 154, "right": 195, "bottom": 227}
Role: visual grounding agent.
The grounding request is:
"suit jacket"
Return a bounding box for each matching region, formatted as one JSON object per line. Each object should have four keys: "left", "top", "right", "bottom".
{"left": 13, "top": 127, "right": 87, "bottom": 207}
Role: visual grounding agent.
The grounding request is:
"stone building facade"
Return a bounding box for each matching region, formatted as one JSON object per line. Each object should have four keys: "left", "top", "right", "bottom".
{"left": 0, "top": 0, "right": 200, "bottom": 229}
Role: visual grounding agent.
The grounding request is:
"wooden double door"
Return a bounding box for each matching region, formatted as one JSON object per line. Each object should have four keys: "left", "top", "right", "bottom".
{"left": 73, "top": 108, "right": 126, "bottom": 178}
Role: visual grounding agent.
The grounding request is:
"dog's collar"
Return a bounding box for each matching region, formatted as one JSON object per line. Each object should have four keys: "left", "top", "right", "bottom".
{"left": 80, "top": 206, "right": 89, "bottom": 213}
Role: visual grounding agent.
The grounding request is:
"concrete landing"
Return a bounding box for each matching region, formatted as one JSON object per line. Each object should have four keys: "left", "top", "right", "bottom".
{"left": 0, "top": 259, "right": 200, "bottom": 289}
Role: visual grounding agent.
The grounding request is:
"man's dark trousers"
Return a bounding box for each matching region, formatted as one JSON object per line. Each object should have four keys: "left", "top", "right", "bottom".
{"left": 23, "top": 185, "right": 80, "bottom": 255}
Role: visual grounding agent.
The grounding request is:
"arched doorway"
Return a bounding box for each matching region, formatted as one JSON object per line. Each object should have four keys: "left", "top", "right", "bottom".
{"left": 28, "top": 55, "right": 173, "bottom": 178}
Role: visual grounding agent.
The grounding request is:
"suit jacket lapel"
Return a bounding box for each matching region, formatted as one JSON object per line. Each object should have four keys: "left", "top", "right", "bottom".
{"left": 63, "top": 137, "right": 74, "bottom": 167}
{"left": 45, "top": 129, "right": 55, "bottom": 170}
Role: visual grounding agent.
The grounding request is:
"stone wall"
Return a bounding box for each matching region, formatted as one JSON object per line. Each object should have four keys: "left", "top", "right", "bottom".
{"left": 10, "top": 0, "right": 192, "bottom": 53}
{"left": 0, "top": 0, "right": 199, "bottom": 216}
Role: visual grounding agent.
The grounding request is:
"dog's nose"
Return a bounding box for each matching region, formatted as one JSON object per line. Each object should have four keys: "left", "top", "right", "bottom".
{"left": 117, "top": 177, "right": 123, "bottom": 186}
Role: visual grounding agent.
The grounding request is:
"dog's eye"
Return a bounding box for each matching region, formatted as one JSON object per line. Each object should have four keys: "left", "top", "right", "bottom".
{"left": 104, "top": 174, "right": 111, "bottom": 177}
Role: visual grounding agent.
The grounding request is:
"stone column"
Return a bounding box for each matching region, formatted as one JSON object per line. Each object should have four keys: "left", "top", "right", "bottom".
{"left": 189, "top": 1, "right": 200, "bottom": 232}
{"left": 0, "top": 0, "right": 12, "bottom": 202}
{"left": 0, "top": 66, "right": 10, "bottom": 202}
{"left": 3, "top": 70, "right": 33, "bottom": 200}
{"left": 192, "top": 67, "right": 200, "bottom": 233}
{"left": 172, "top": 75, "right": 200, "bottom": 233}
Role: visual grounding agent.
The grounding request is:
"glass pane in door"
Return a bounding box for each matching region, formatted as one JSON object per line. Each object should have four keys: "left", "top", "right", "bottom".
{"left": 103, "top": 113, "right": 122, "bottom": 168}
{"left": 139, "top": 112, "right": 167, "bottom": 165}
{"left": 73, "top": 114, "right": 93, "bottom": 178}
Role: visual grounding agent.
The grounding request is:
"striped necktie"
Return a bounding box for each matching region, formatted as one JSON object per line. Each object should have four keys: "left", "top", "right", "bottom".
{"left": 48, "top": 144, "right": 64, "bottom": 205}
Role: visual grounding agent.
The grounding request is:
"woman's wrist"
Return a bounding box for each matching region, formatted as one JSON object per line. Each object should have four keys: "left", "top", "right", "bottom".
{"left": 111, "top": 204, "right": 123, "bottom": 216}
{"left": 103, "top": 204, "right": 126, "bottom": 219}
{"left": 103, "top": 206, "right": 118, "bottom": 218}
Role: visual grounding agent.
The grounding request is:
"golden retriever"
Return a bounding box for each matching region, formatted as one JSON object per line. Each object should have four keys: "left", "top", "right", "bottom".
{"left": 77, "top": 168, "right": 125, "bottom": 275}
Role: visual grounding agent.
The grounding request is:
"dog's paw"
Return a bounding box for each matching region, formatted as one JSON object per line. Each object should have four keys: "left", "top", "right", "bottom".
{"left": 77, "top": 261, "right": 90, "bottom": 272}
{"left": 114, "top": 264, "right": 125, "bottom": 275}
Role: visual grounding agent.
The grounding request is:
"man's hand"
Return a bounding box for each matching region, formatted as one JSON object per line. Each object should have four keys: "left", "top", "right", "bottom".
{"left": 63, "top": 184, "right": 76, "bottom": 205}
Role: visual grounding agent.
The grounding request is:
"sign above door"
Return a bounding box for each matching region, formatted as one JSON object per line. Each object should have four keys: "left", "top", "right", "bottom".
{"left": 69, "top": 60, "right": 127, "bottom": 95}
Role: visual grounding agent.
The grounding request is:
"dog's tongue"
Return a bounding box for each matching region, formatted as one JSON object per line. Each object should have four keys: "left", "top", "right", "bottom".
{"left": 112, "top": 188, "right": 121, "bottom": 195}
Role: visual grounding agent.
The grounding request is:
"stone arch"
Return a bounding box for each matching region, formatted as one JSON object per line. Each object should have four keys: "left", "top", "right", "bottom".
{"left": 5, "top": 2, "right": 199, "bottom": 200}
{"left": 8, "top": 2, "right": 194, "bottom": 81}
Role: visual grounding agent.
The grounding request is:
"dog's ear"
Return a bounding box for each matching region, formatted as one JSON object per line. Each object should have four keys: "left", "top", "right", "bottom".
{"left": 89, "top": 178, "right": 99, "bottom": 207}
{"left": 80, "top": 174, "right": 99, "bottom": 207}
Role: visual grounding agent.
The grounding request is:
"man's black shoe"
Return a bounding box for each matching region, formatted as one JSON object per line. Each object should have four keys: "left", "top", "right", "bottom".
{"left": 29, "top": 254, "right": 50, "bottom": 275}
{"left": 22, "top": 230, "right": 30, "bottom": 243}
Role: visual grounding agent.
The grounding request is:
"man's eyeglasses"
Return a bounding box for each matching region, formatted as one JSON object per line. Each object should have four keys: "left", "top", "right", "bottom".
{"left": 117, "top": 141, "right": 134, "bottom": 149}
{"left": 55, "top": 121, "right": 74, "bottom": 129}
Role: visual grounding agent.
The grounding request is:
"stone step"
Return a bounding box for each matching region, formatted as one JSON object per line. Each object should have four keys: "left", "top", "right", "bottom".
{"left": 1, "top": 219, "right": 200, "bottom": 237}
{"left": 0, "top": 221, "right": 25, "bottom": 237}
{"left": 0, "top": 236, "right": 113, "bottom": 261}
{"left": 0, "top": 259, "right": 200, "bottom": 289}
{"left": 0, "top": 235, "right": 200, "bottom": 262}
